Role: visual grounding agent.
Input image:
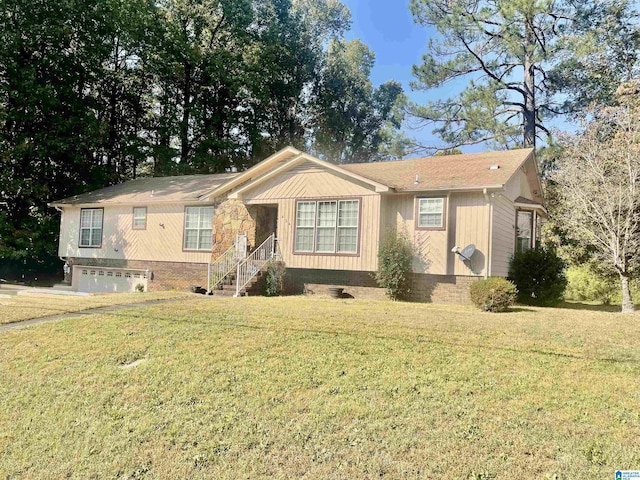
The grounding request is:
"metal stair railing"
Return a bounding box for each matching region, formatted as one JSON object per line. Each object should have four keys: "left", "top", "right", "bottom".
{"left": 235, "top": 234, "right": 275, "bottom": 297}
{"left": 208, "top": 243, "right": 239, "bottom": 292}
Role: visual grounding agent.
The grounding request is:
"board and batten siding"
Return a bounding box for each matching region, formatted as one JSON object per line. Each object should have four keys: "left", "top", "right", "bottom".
{"left": 490, "top": 194, "right": 516, "bottom": 277}
{"left": 240, "top": 161, "right": 381, "bottom": 271}
{"left": 447, "top": 192, "right": 488, "bottom": 276}
{"left": 380, "top": 194, "right": 449, "bottom": 275}
{"left": 58, "top": 204, "right": 212, "bottom": 264}
{"left": 380, "top": 192, "right": 488, "bottom": 276}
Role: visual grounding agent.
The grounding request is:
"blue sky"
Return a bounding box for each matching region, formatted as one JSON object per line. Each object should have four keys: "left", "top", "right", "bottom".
{"left": 341, "top": 0, "right": 456, "bottom": 152}
{"left": 340, "top": 0, "right": 576, "bottom": 155}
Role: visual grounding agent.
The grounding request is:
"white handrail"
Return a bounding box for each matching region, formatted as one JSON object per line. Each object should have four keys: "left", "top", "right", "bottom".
{"left": 208, "top": 243, "right": 239, "bottom": 292}
{"left": 235, "top": 234, "right": 275, "bottom": 296}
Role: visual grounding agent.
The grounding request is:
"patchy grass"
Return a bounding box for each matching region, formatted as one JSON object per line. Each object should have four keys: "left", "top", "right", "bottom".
{"left": 1, "top": 297, "right": 639, "bottom": 479}
{"left": 0, "top": 291, "right": 192, "bottom": 324}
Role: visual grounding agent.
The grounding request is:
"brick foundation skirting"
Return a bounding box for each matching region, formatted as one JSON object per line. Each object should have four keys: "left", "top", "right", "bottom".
{"left": 284, "top": 268, "right": 482, "bottom": 305}
{"left": 67, "top": 257, "right": 208, "bottom": 292}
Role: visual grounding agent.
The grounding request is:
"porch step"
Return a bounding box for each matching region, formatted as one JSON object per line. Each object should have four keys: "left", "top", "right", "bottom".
{"left": 211, "top": 264, "right": 271, "bottom": 297}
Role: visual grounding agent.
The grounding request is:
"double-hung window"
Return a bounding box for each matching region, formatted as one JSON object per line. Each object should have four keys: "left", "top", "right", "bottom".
{"left": 294, "top": 199, "right": 359, "bottom": 254}
{"left": 79, "top": 208, "right": 103, "bottom": 248}
{"left": 184, "top": 206, "right": 214, "bottom": 251}
{"left": 417, "top": 197, "right": 445, "bottom": 229}
{"left": 132, "top": 207, "right": 147, "bottom": 230}
{"left": 516, "top": 210, "right": 534, "bottom": 252}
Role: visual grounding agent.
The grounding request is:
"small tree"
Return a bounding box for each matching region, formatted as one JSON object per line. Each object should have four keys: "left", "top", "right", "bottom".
{"left": 551, "top": 82, "right": 640, "bottom": 312}
{"left": 375, "top": 231, "right": 415, "bottom": 300}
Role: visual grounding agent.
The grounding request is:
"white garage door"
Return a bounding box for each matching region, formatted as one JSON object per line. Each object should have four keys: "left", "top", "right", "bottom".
{"left": 75, "top": 266, "right": 148, "bottom": 293}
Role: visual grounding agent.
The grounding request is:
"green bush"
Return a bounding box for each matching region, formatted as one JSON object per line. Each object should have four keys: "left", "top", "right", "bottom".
{"left": 565, "top": 265, "right": 617, "bottom": 304}
{"left": 508, "top": 248, "right": 567, "bottom": 306}
{"left": 375, "top": 231, "right": 414, "bottom": 300}
{"left": 564, "top": 265, "right": 640, "bottom": 305}
{"left": 470, "top": 277, "right": 517, "bottom": 312}
{"left": 264, "top": 262, "right": 285, "bottom": 297}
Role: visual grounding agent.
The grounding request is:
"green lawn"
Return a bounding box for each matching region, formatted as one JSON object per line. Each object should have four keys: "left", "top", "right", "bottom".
{"left": 1, "top": 297, "right": 639, "bottom": 479}
{"left": 0, "top": 291, "right": 192, "bottom": 324}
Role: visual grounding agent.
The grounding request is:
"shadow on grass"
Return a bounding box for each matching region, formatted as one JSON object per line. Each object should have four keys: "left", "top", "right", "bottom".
{"left": 554, "top": 301, "right": 630, "bottom": 313}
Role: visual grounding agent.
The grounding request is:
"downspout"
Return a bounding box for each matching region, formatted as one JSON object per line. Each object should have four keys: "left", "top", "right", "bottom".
{"left": 53, "top": 206, "right": 67, "bottom": 263}
{"left": 483, "top": 189, "right": 493, "bottom": 279}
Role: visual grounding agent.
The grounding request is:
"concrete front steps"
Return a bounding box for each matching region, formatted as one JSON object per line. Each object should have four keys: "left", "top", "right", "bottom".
{"left": 208, "top": 265, "right": 271, "bottom": 297}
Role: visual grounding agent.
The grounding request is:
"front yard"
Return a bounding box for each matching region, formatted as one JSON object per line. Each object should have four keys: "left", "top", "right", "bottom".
{"left": 1, "top": 296, "right": 639, "bottom": 478}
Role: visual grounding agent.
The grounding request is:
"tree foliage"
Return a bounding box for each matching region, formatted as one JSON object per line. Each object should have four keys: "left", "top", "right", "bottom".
{"left": 408, "top": 0, "right": 639, "bottom": 151}
{"left": 550, "top": 82, "right": 640, "bottom": 312}
{"left": 0, "top": 0, "right": 403, "bottom": 271}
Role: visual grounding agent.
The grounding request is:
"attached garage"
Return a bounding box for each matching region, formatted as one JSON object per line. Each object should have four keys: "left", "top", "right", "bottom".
{"left": 73, "top": 266, "right": 148, "bottom": 293}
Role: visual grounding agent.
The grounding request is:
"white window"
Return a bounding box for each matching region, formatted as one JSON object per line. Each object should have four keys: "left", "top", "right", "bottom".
{"left": 417, "top": 198, "right": 445, "bottom": 229}
{"left": 294, "top": 199, "right": 359, "bottom": 254}
{"left": 184, "top": 206, "right": 214, "bottom": 251}
{"left": 516, "top": 210, "right": 534, "bottom": 253}
{"left": 132, "top": 207, "right": 147, "bottom": 230}
{"left": 79, "top": 208, "right": 103, "bottom": 247}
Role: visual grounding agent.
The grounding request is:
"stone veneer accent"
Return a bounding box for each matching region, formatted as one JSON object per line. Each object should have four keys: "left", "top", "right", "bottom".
{"left": 284, "top": 268, "right": 481, "bottom": 305}
{"left": 211, "top": 199, "right": 256, "bottom": 258}
{"left": 210, "top": 200, "right": 275, "bottom": 258}
{"left": 67, "top": 257, "right": 208, "bottom": 291}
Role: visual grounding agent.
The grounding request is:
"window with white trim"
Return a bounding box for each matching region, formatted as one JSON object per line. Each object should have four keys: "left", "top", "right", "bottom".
{"left": 516, "top": 210, "right": 534, "bottom": 253}
{"left": 184, "top": 206, "right": 214, "bottom": 250}
{"left": 417, "top": 197, "right": 445, "bottom": 229}
{"left": 133, "top": 207, "right": 147, "bottom": 230}
{"left": 294, "top": 199, "right": 359, "bottom": 254}
{"left": 79, "top": 208, "right": 103, "bottom": 247}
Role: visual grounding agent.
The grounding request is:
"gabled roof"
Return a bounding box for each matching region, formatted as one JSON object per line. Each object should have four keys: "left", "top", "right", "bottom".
{"left": 203, "top": 148, "right": 389, "bottom": 200}
{"left": 341, "top": 148, "right": 534, "bottom": 191}
{"left": 49, "top": 147, "right": 538, "bottom": 207}
{"left": 49, "top": 173, "right": 238, "bottom": 206}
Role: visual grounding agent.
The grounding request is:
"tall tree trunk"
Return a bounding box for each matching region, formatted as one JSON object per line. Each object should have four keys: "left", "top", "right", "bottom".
{"left": 619, "top": 272, "right": 635, "bottom": 313}
{"left": 523, "top": 20, "right": 536, "bottom": 148}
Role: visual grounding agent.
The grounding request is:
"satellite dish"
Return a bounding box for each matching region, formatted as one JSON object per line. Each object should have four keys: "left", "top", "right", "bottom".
{"left": 451, "top": 244, "right": 476, "bottom": 261}
{"left": 460, "top": 244, "right": 476, "bottom": 261}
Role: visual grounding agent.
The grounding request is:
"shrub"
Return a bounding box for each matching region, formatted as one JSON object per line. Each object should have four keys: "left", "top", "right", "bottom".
{"left": 565, "top": 265, "right": 640, "bottom": 305}
{"left": 470, "top": 277, "right": 517, "bottom": 312}
{"left": 135, "top": 283, "right": 145, "bottom": 293}
{"left": 508, "top": 247, "right": 567, "bottom": 306}
{"left": 375, "top": 231, "right": 414, "bottom": 300}
{"left": 565, "top": 265, "right": 617, "bottom": 304}
{"left": 264, "top": 262, "right": 285, "bottom": 297}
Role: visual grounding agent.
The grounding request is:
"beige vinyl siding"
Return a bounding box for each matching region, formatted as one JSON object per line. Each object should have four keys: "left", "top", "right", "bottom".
{"left": 58, "top": 204, "right": 212, "bottom": 263}
{"left": 381, "top": 192, "right": 489, "bottom": 276}
{"left": 490, "top": 194, "right": 516, "bottom": 277}
{"left": 504, "top": 169, "right": 533, "bottom": 201}
{"left": 240, "top": 162, "right": 381, "bottom": 271}
{"left": 447, "top": 192, "right": 488, "bottom": 276}
{"left": 240, "top": 161, "right": 377, "bottom": 201}
{"left": 380, "top": 194, "right": 449, "bottom": 275}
